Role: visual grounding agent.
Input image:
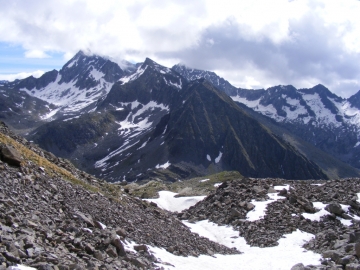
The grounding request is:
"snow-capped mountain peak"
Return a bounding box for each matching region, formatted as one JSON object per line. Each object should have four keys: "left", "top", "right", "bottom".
{"left": 119, "top": 58, "right": 183, "bottom": 90}
{"left": 18, "top": 51, "right": 128, "bottom": 115}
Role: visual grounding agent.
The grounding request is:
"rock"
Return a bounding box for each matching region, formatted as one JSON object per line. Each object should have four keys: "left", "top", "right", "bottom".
{"left": 268, "top": 187, "right": 277, "bottom": 193}
{"left": 350, "top": 233, "right": 360, "bottom": 243}
{"left": 325, "top": 202, "right": 344, "bottom": 215}
{"left": 134, "top": 245, "right": 148, "bottom": 252}
{"left": 94, "top": 250, "right": 105, "bottom": 261}
{"left": 338, "top": 255, "right": 356, "bottom": 265}
{"left": 111, "top": 235, "right": 126, "bottom": 257}
{"left": 323, "top": 250, "right": 343, "bottom": 264}
{"left": 74, "top": 211, "right": 94, "bottom": 227}
{"left": 346, "top": 263, "right": 360, "bottom": 270}
{"left": 230, "top": 208, "right": 241, "bottom": 218}
{"left": 0, "top": 145, "right": 22, "bottom": 166}
{"left": 106, "top": 245, "right": 117, "bottom": 258}
{"left": 115, "top": 227, "right": 127, "bottom": 238}
{"left": 246, "top": 202, "right": 255, "bottom": 211}
{"left": 2, "top": 251, "right": 20, "bottom": 263}
{"left": 253, "top": 186, "right": 266, "bottom": 194}
{"left": 355, "top": 242, "right": 360, "bottom": 257}
{"left": 94, "top": 220, "right": 106, "bottom": 230}
{"left": 290, "top": 263, "right": 305, "bottom": 270}
{"left": 278, "top": 188, "right": 287, "bottom": 196}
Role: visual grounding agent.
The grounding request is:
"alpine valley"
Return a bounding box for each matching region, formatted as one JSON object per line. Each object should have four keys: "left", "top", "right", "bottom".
{"left": 1, "top": 51, "right": 360, "bottom": 182}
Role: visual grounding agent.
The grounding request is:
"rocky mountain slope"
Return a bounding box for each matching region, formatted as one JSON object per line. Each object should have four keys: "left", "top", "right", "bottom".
{"left": 0, "top": 121, "right": 238, "bottom": 269}
{"left": 0, "top": 85, "right": 56, "bottom": 132}
{"left": 4, "top": 120, "right": 360, "bottom": 269}
{"left": 175, "top": 65, "right": 360, "bottom": 172}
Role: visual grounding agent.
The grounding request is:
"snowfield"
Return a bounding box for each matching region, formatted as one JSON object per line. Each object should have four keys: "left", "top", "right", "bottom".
{"left": 145, "top": 189, "right": 322, "bottom": 270}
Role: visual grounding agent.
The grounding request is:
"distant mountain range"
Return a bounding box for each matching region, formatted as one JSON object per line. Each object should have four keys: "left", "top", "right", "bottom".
{"left": 174, "top": 65, "right": 360, "bottom": 173}
{"left": 1, "top": 51, "right": 359, "bottom": 181}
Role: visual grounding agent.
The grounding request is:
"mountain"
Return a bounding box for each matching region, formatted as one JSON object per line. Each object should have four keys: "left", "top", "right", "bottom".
{"left": 6, "top": 51, "right": 136, "bottom": 118}
{"left": 28, "top": 58, "right": 183, "bottom": 181}
{"left": 172, "top": 64, "right": 239, "bottom": 96}
{"left": 5, "top": 52, "right": 360, "bottom": 181}
{"left": 230, "top": 84, "right": 360, "bottom": 170}
{"left": 8, "top": 53, "right": 326, "bottom": 181}
{"left": 0, "top": 84, "right": 57, "bottom": 132}
{"left": 175, "top": 65, "right": 360, "bottom": 171}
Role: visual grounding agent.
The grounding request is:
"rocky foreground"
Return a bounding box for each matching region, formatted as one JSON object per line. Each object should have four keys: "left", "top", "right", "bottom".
{"left": 180, "top": 177, "right": 360, "bottom": 269}
{"left": 3, "top": 119, "right": 360, "bottom": 270}
{"left": 0, "top": 122, "right": 238, "bottom": 270}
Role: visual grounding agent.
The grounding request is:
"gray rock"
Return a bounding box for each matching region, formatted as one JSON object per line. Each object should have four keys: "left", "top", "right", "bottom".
{"left": 291, "top": 263, "right": 305, "bottom": 270}
{"left": 325, "top": 203, "right": 344, "bottom": 216}
{"left": 74, "top": 211, "right": 94, "bottom": 227}
{"left": 246, "top": 202, "right": 255, "bottom": 211}
{"left": 323, "top": 250, "right": 344, "bottom": 264}
{"left": 346, "top": 263, "right": 360, "bottom": 270}
{"left": 111, "top": 235, "right": 126, "bottom": 257}
{"left": 106, "top": 245, "right": 117, "bottom": 258}
{"left": 355, "top": 242, "right": 360, "bottom": 258}
{"left": 0, "top": 145, "right": 22, "bottom": 166}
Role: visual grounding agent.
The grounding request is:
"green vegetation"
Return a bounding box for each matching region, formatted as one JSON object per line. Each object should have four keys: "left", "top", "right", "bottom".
{"left": 0, "top": 133, "right": 125, "bottom": 199}
{"left": 125, "top": 171, "right": 243, "bottom": 198}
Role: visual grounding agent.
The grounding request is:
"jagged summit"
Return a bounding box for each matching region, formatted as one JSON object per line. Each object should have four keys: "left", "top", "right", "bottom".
{"left": 172, "top": 63, "right": 238, "bottom": 96}
{"left": 12, "top": 52, "right": 130, "bottom": 115}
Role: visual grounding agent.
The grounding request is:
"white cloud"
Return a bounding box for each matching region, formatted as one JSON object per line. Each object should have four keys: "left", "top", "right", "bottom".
{"left": 0, "top": 0, "right": 360, "bottom": 96}
{"left": 25, "top": 50, "right": 50, "bottom": 58}
{"left": 0, "top": 70, "right": 45, "bottom": 82}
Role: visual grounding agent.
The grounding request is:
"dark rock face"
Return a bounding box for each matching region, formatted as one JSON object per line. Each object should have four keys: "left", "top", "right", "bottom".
{"left": 0, "top": 121, "right": 238, "bottom": 269}
{"left": 16, "top": 70, "right": 59, "bottom": 90}
{"left": 0, "top": 85, "right": 57, "bottom": 133}
{"left": 162, "top": 79, "right": 327, "bottom": 180}
{"left": 174, "top": 64, "right": 360, "bottom": 173}
{"left": 349, "top": 90, "right": 360, "bottom": 110}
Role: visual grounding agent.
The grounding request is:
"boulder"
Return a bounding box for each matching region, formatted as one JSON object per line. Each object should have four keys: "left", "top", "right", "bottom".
{"left": 0, "top": 144, "right": 22, "bottom": 166}
{"left": 325, "top": 203, "right": 344, "bottom": 216}
{"left": 290, "top": 263, "right": 305, "bottom": 270}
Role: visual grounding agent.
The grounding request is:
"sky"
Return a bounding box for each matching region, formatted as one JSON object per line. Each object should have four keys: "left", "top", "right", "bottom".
{"left": 1, "top": 0, "right": 360, "bottom": 98}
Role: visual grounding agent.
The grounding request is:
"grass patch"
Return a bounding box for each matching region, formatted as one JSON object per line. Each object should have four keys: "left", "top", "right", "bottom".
{"left": 125, "top": 171, "right": 243, "bottom": 198}
{"left": 0, "top": 133, "right": 102, "bottom": 194}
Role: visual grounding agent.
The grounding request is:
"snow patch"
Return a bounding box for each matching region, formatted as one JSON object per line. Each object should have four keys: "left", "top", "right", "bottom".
{"left": 8, "top": 266, "right": 37, "bottom": 270}
{"left": 215, "top": 151, "right": 222, "bottom": 163}
{"left": 120, "top": 66, "right": 147, "bottom": 84}
{"left": 246, "top": 185, "right": 288, "bottom": 221}
{"left": 152, "top": 221, "right": 321, "bottom": 270}
{"left": 144, "top": 191, "right": 205, "bottom": 212}
{"left": 156, "top": 161, "right": 171, "bottom": 169}
{"left": 89, "top": 69, "right": 105, "bottom": 81}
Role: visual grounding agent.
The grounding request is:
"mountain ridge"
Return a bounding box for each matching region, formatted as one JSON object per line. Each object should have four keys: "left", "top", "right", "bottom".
{"left": 1, "top": 51, "right": 358, "bottom": 181}
{"left": 175, "top": 65, "right": 360, "bottom": 171}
